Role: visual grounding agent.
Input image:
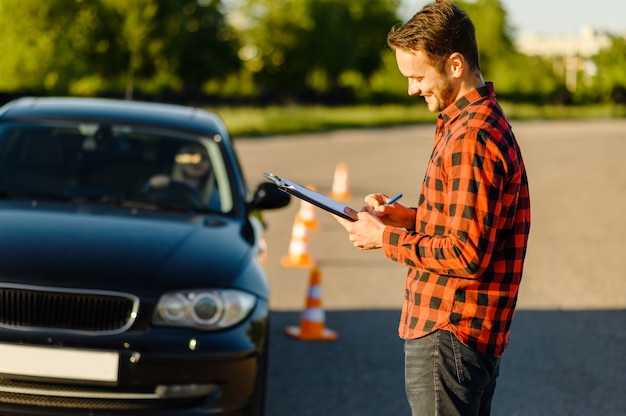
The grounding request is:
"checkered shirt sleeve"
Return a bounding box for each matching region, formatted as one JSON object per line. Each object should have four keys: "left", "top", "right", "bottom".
{"left": 382, "top": 84, "right": 531, "bottom": 357}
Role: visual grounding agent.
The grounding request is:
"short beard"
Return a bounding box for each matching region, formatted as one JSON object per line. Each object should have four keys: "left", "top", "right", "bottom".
{"left": 431, "top": 76, "right": 455, "bottom": 113}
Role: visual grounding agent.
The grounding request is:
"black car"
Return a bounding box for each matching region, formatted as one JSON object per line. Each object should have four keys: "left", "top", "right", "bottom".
{"left": 0, "top": 97, "right": 290, "bottom": 415}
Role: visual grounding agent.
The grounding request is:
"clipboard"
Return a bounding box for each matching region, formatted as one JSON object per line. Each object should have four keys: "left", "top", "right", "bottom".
{"left": 263, "top": 172, "right": 358, "bottom": 221}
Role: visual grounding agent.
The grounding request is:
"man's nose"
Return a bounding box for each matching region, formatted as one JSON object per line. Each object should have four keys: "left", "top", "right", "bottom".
{"left": 408, "top": 79, "right": 420, "bottom": 96}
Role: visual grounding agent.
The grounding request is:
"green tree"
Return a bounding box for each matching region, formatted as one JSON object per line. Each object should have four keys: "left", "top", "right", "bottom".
{"left": 99, "top": 0, "right": 240, "bottom": 98}
{"left": 457, "top": 0, "right": 516, "bottom": 79}
{"left": 592, "top": 35, "right": 626, "bottom": 103}
{"left": 228, "top": 0, "right": 326, "bottom": 95}
{"left": 0, "top": 0, "right": 240, "bottom": 97}
{"left": 0, "top": 0, "right": 104, "bottom": 93}
{"left": 99, "top": 0, "right": 159, "bottom": 99}
{"left": 150, "top": 1, "right": 241, "bottom": 96}
{"left": 488, "top": 53, "right": 564, "bottom": 103}
{"left": 303, "top": 1, "right": 400, "bottom": 91}
{"left": 457, "top": 0, "right": 565, "bottom": 102}
{"left": 230, "top": 0, "right": 399, "bottom": 101}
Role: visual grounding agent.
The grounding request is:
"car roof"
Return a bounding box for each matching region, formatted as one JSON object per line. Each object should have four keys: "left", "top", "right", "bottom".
{"left": 0, "top": 97, "right": 228, "bottom": 136}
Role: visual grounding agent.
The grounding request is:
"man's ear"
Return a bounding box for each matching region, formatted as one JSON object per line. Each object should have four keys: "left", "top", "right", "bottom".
{"left": 448, "top": 52, "right": 465, "bottom": 79}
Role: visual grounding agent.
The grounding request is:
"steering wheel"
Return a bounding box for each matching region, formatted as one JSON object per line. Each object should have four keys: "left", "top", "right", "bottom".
{"left": 139, "top": 180, "right": 205, "bottom": 211}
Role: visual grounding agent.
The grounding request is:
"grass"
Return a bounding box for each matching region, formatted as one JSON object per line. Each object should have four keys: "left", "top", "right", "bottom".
{"left": 501, "top": 102, "right": 626, "bottom": 120}
{"left": 211, "top": 103, "right": 626, "bottom": 138}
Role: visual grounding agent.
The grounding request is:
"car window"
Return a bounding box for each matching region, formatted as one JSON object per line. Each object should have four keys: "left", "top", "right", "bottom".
{"left": 0, "top": 121, "right": 234, "bottom": 214}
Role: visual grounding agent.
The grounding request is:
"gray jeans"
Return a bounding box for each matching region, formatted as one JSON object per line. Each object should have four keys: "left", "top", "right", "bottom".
{"left": 404, "top": 330, "right": 500, "bottom": 416}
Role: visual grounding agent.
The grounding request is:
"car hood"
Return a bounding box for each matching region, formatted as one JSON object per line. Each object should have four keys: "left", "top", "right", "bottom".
{"left": 0, "top": 200, "right": 255, "bottom": 294}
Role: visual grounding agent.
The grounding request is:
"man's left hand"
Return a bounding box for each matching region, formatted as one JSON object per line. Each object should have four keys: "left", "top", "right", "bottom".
{"left": 333, "top": 208, "right": 386, "bottom": 250}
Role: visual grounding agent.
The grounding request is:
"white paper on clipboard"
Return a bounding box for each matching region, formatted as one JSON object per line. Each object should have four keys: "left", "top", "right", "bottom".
{"left": 263, "top": 172, "right": 358, "bottom": 221}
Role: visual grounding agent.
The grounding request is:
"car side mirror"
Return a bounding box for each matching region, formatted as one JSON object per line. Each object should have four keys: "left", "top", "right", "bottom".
{"left": 248, "top": 182, "right": 291, "bottom": 211}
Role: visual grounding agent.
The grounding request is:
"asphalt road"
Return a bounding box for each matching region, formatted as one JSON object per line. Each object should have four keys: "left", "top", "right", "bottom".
{"left": 234, "top": 119, "right": 626, "bottom": 416}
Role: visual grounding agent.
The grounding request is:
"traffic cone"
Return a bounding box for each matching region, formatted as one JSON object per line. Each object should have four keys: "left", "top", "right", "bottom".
{"left": 285, "top": 267, "right": 338, "bottom": 341}
{"left": 297, "top": 185, "right": 320, "bottom": 231}
{"left": 281, "top": 215, "right": 315, "bottom": 268}
{"left": 328, "top": 163, "right": 350, "bottom": 201}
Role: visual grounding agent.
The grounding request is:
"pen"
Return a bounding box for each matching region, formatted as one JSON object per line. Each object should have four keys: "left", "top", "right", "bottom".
{"left": 386, "top": 193, "right": 403, "bottom": 205}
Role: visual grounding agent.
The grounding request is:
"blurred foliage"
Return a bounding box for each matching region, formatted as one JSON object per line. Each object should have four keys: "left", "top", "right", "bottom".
{"left": 591, "top": 36, "right": 626, "bottom": 104}
{"left": 0, "top": 0, "right": 239, "bottom": 97}
{"left": 458, "top": 0, "right": 566, "bottom": 103}
{"left": 0, "top": 0, "right": 624, "bottom": 106}
{"left": 458, "top": 0, "right": 515, "bottom": 73}
{"left": 226, "top": 0, "right": 399, "bottom": 103}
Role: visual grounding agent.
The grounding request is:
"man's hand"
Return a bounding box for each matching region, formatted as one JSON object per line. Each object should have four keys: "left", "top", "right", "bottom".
{"left": 333, "top": 193, "right": 417, "bottom": 250}
{"left": 332, "top": 209, "right": 386, "bottom": 250}
{"left": 365, "top": 193, "right": 416, "bottom": 229}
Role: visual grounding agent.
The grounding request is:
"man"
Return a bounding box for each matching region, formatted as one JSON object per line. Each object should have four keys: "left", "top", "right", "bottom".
{"left": 333, "top": 1, "right": 531, "bottom": 415}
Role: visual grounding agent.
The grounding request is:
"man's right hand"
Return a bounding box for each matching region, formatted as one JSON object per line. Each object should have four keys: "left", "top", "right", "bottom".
{"left": 364, "top": 193, "right": 416, "bottom": 229}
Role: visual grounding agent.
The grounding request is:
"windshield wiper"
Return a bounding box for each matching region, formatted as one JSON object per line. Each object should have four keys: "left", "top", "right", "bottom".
{"left": 0, "top": 187, "right": 126, "bottom": 204}
{"left": 1, "top": 188, "right": 212, "bottom": 214}
{"left": 87, "top": 194, "right": 210, "bottom": 214}
{"left": 0, "top": 189, "right": 67, "bottom": 201}
{"left": 64, "top": 187, "right": 126, "bottom": 201}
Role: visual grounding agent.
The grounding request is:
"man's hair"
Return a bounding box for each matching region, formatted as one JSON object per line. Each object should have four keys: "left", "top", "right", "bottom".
{"left": 387, "top": 0, "right": 480, "bottom": 73}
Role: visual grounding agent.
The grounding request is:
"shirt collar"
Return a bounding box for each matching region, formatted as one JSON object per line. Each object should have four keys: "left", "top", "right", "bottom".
{"left": 439, "top": 82, "right": 494, "bottom": 124}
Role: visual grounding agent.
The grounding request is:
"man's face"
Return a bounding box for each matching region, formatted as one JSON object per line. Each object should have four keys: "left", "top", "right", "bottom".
{"left": 395, "top": 49, "right": 456, "bottom": 113}
{"left": 176, "top": 145, "right": 210, "bottom": 179}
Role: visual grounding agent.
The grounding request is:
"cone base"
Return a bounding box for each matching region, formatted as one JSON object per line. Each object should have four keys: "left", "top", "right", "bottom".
{"left": 280, "top": 255, "right": 315, "bottom": 268}
{"left": 285, "top": 325, "right": 338, "bottom": 341}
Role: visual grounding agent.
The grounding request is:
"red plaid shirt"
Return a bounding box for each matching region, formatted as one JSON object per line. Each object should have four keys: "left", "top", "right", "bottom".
{"left": 382, "top": 83, "right": 531, "bottom": 357}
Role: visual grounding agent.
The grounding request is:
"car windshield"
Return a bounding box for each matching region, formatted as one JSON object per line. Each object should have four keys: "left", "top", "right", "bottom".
{"left": 0, "top": 120, "right": 234, "bottom": 213}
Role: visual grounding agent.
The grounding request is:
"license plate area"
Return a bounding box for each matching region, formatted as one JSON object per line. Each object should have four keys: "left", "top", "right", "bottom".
{"left": 0, "top": 343, "right": 119, "bottom": 383}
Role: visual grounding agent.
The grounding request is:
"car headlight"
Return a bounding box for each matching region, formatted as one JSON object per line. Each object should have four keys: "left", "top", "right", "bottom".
{"left": 153, "top": 289, "right": 256, "bottom": 330}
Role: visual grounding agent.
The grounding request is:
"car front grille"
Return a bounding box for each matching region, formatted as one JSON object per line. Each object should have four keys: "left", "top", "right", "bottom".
{"left": 0, "top": 377, "right": 218, "bottom": 411}
{"left": 0, "top": 284, "right": 139, "bottom": 334}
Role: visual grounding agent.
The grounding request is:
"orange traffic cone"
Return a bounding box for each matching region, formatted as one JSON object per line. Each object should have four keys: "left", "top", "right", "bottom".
{"left": 328, "top": 163, "right": 350, "bottom": 201}
{"left": 281, "top": 216, "right": 315, "bottom": 268}
{"left": 285, "top": 267, "right": 338, "bottom": 341}
{"left": 297, "top": 185, "right": 320, "bottom": 231}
